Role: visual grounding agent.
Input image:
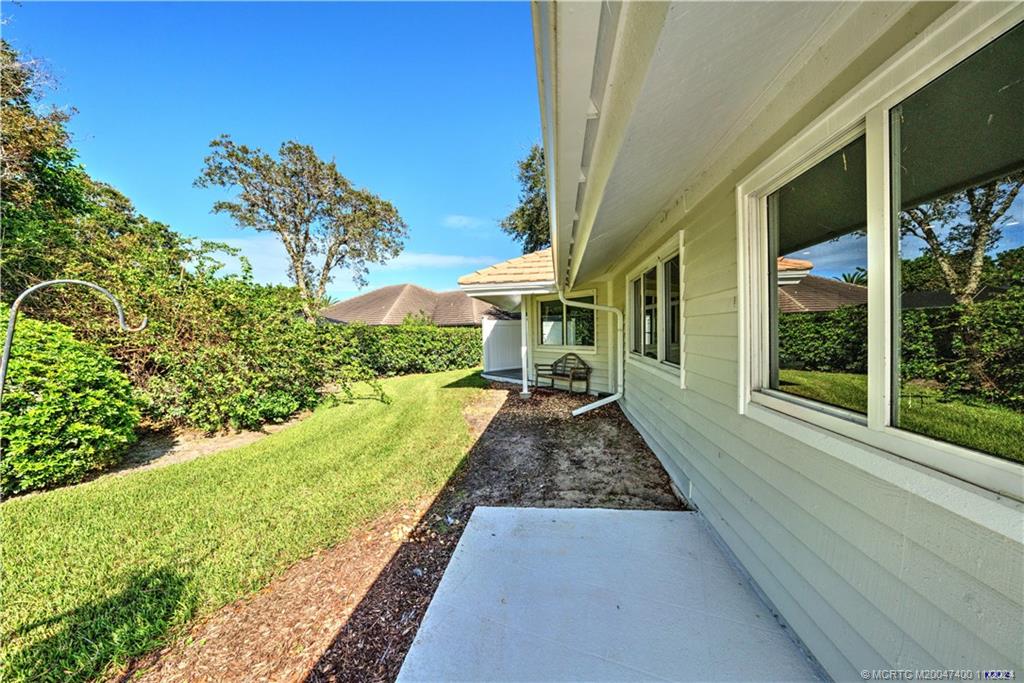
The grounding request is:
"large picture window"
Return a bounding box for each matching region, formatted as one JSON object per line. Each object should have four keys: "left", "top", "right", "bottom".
{"left": 738, "top": 12, "right": 1023, "bottom": 495}
{"left": 767, "top": 136, "right": 868, "bottom": 414}
{"left": 538, "top": 296, "right": 595, "bottom": 347}
{"left": 890, "top": 21, "right": 1023, "bottom": 462}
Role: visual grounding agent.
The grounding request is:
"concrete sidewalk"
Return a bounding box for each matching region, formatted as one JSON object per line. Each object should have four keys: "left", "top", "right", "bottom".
{"left": 397, "top": 507, "right": 821, "bottom": 682}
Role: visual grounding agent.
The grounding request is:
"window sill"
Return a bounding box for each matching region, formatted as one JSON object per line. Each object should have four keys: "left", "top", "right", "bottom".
{"left": 745, "top": 391, "right": 1024, "bottom": 509}
{"left": 627, "top": 354, "right": 682, "bottom": 385}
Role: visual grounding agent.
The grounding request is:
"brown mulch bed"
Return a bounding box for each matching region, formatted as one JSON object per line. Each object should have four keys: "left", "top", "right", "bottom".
{"left": 122, "top": 384, "right": 682, "bottom": 683}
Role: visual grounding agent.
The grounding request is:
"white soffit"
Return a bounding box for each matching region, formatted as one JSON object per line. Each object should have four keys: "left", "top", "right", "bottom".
{"left": 576, "top": 1, "right": 845, "bottom": 282}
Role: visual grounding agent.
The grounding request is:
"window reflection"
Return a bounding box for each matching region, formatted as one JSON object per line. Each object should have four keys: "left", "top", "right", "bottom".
{"left": 768, "top": 137, "right": 868, "bottom": 414}
{"left": 890, "top": 20, "right": 1024, "bottom": 462}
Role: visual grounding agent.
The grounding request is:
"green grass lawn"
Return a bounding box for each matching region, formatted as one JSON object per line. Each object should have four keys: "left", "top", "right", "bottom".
{"left": 1, "top": 369, "right": 488, "bottom": 683}
{"left": 779, "top": 369, "right": 1024, "bottom": 462}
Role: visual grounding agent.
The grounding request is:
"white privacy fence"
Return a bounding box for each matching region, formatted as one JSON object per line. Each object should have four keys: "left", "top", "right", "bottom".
{"left": 482, "top": 318, "right": 521, "bottom": 372}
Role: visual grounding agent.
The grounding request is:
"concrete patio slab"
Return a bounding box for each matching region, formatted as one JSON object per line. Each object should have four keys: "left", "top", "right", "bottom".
{"left": 397, "top": 507, "right": 821, "bottom": 682}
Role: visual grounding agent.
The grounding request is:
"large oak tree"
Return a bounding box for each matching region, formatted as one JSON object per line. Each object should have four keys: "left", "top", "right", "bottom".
{"left": 899, "top": 171, "right": 1023, "bottom": 391}
{"left": 196, "top": 135, "right": 407, "bottom": 320}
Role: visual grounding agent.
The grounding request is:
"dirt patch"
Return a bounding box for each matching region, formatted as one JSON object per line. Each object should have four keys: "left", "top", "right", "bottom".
{"left": 450, "top": 387, "right": 681, "bottom": 510}
{"left": 123, "top": 384, "right": 681, "bottom": 682}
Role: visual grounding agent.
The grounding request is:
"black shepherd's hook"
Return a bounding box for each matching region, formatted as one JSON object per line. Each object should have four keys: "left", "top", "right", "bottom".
{"left": 0, "top": 280, "right": 147, "bottom": 405}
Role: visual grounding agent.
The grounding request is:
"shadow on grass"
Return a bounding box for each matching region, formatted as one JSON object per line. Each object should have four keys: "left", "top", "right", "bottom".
{"left": 441, "top": 370, "right": 489, "bottom": 389}
{"left": 6, "top": 566, "right": 194, "bottom": 683}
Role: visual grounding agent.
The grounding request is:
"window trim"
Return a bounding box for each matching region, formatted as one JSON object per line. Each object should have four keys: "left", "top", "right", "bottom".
{"left": 625, "top": 231, "right": 685, "bottom": 388}
{"left": 735, "top": 3, "right": 1024, "bottom": 501}
{"left": 534, "top": 289, "right": 598, "bottom": 352}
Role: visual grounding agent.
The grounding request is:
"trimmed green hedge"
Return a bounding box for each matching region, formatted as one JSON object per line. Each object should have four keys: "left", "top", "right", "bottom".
{"left": 0, "top": 315, "right": 140, "bottom": 494}
{"left": 143, "top": 304, "right": 374, "bottom": 434}
{"left": 778, "top": 287, "right": 1024, "bottom": 408}
{"left": 341, "top": 320, "right": 483, "bottom": 376}
{"left": 779, "top": 306, "right": 949, "bottom": 379}
{"left": 778, "top": 305, "right": 868, "bottom": 374}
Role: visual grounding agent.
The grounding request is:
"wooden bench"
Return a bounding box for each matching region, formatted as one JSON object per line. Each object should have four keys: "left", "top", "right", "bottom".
{"left": 535, "top": 353, "right": 592, "bottom": 394}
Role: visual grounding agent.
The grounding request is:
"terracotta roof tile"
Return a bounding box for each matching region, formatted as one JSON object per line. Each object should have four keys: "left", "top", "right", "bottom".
{"left": 457, "top": 248, "right": 555, "bottom": 286}
{"left": 777, "top": 257, "right": 813, "bottom": 271}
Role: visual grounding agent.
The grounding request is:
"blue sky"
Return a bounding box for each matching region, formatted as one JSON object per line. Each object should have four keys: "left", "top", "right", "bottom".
{"left": 788, "top": 195, "right": 1023, "bottom": 281}
{"left": 4, "top": 1, "right": 538, "bottom": 299}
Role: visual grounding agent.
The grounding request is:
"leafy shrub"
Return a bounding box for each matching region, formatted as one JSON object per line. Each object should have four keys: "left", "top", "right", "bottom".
{"left": 779, "top": 292, "right": 1024, "bottom": 409}
{"left": 899, "top": 309, "right": 945, "bottom": 381}
{"left": 342, "top": 319, "right": 483, "bottom": 376}
{"left": 0, "top": 315, "right": 139, "bottom": 494}
{"left": 145, "top": 314, "right": 375, "bottom": 433}
{"left": 945, "top": 286, "right": 1024, "bottom": 409}
{"left": 778, "top": 305, "right": 868, "bottom": 373}
{"left": 8, "top": 204, "right": 378, "bottom": 434}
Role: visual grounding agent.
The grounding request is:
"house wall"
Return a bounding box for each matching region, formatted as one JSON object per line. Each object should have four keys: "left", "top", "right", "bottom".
{"left": 524, "top": 288, "right": 615, "bottom": 395}
{"left": 589, "top": 5, "right": 1023, "bottom": 679}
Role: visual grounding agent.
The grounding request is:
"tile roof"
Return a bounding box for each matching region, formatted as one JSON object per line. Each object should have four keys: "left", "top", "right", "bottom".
{"left": 777, "top": 257, "right": 813, "bottom": 271}
{"left": 321, "top": 284, "right": 502, "bottom": 326}
{"left": 457, "top": 248, "right": 555, "bottom": 286}
{"left": 779, "top": 275, "right": 867, "bottom": 313}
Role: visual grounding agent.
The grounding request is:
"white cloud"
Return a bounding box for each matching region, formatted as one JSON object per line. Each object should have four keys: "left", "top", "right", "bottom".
{"left": 205, "top": 235, "right": 494, "bottom": 284}
{"left": 442, "top": 214, "right": 491, "bottom": 230}
{"left": 379, "top": 252, "right": 497, "bottom": 270}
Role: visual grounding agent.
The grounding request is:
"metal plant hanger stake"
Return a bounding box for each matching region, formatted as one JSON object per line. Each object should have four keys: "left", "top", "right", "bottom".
{"left": 0, "top": 280, "right": 147, "bottom": 405}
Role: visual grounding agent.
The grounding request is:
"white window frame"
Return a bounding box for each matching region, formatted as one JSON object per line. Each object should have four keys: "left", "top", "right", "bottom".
{"left": 736, "top": 3, "right": 1024, "bottom": 501}
{"left": 626, "top": 230, "right": 685, "bottom": 388}
{"left": 535, "top": 289, "right": 598, "bottom": 353}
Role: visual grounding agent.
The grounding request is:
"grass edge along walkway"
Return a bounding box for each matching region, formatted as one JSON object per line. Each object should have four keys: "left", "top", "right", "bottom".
{"left": 1, "top": 369, "right": 488, "bottom": 683}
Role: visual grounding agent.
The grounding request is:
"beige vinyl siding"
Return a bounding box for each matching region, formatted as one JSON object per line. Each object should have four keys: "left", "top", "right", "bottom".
{"left": 602, "top": 9, "right": 1023, "bottom": 677}
{"left": 524, "top": 290, "right": 614, "bottom": 395}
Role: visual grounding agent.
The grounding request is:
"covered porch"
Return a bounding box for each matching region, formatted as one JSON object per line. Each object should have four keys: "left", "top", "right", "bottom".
{"left": 462, "top": 248, "right": 618, "bottom": 401}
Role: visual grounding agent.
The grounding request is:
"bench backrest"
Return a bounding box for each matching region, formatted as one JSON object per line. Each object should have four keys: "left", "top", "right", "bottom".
{"left": 552, "top": 353, "right": 590, "bottom": 375}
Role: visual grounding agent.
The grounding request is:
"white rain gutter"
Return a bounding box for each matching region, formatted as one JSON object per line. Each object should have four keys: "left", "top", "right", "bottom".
{"left": 557, "top": 290, "right": 624, "bottom": 416}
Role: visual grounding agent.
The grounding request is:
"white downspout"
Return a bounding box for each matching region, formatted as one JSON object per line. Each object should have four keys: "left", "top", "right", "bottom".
{"left": 557, "top": 290, "right": 624, "bottom": 416}
{"left": 519, "top": 302, "right": 531, "bottom": 398}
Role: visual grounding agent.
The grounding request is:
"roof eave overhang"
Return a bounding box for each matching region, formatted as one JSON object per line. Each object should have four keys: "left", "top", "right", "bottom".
{"left": 459, "top": 281, "right": 557, "bottom": 296}
{"left": 533, "top": 1, "right": 668, "bottom": 289}
{"left": 459, "top": 280, "right": 557, "bottom": 312}
{"left": 533, "top": 0, "right": 601, "bottom": 291}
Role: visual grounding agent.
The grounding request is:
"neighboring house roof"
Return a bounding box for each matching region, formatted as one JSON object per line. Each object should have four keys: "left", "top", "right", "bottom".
{"left": 777, "top": 257, "right": 814, "bottom": 271}
{"left": 778, "top": 275, "right": 867, "bottom": 313}
{"left": 321, "top": 284, "right": 502, "bottom": 326}
{"left": 458, "top": 248, "right": 556, "bottom": 287}
{"left": 777, "top": 256, "right": 814, "bottom": 285}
